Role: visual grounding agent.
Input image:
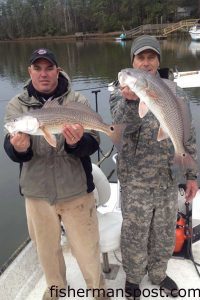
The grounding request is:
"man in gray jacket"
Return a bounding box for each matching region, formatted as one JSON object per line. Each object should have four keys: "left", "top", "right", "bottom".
{"left": 109, "top": 36, "right": 198, "bottom": 299}
{"left": 4, "top": 48, "right": 109, "bottom": 300}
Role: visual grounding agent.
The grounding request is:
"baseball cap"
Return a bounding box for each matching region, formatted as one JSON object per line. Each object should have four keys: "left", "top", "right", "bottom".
{"left": 130, "top": 35, "right": 161, "bottom": 62}
{"left": 29, "top": 48, "right": 58, "bottom": 66}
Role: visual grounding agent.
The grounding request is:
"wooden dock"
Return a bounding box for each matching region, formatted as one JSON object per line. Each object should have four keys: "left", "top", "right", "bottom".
{"left": 124, "top": 19, "right": 199, "bottom": 39}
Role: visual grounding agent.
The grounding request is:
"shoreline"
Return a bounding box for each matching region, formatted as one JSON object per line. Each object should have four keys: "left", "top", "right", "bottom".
{"left": 0, "top": 31, "right": 122, "bottom": 42}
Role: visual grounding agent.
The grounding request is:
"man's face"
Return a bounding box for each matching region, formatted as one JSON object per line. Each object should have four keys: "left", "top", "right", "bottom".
{"left": 28, "top": 59, "right": 60, "bottom": 93}
{"left": 132, "top": 49, "right": 160, "bottom": 75}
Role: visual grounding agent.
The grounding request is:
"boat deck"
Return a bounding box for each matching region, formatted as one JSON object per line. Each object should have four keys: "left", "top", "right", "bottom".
{"left": 1, "top": 184, "right": 200, "bottom": 300}
{"left": 27, "top": 184, "right": 200, "bottom": 300}
{"left": 26, "top": 242, "right": 200, "bottom": 300}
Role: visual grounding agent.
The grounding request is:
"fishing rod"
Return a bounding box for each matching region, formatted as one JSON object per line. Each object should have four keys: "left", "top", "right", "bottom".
{"left": 74, "top": 85, "right": 108, "bottom": 92}
{"left": 0, "top": 84, "right": 109, "bottom": 102}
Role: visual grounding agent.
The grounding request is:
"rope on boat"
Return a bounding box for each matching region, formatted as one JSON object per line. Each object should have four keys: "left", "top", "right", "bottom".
{"left": 96, "top": 146, "right": 114, "bottom": 167}
{"left": 0, "top": 237, "right": 30, "bottom": 276}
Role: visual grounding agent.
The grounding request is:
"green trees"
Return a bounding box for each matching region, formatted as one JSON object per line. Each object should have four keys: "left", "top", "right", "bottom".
{"left": 0, "top": 0, "right": 198, "bottom": 40}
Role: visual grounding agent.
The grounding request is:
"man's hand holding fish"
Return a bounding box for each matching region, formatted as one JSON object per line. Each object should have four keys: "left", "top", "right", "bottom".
{"left": 120, "top": 85, "right": 138, "bottom": 101}
{"left": 10, "top": 132, "right": 30, "bottom": 153}
{"left": 62, "top": 124, "right": 84, "bottom": 145}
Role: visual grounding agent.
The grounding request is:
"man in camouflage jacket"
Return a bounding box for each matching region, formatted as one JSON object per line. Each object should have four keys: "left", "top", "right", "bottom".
{"left": 109, "top": 35, "right": 198, "bottom": 299}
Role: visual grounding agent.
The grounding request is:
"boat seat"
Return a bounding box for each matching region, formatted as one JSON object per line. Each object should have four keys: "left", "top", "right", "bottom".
{"left": 92, "top": 164, "right": 122, "bottom": 277}
{"left": 97, "top": 211, "right": 122, "bottom": 275}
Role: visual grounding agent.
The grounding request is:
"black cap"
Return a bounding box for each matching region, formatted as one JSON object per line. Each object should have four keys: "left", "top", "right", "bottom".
{"left": 29, "top": 48, "right": 58, "bottom": 66}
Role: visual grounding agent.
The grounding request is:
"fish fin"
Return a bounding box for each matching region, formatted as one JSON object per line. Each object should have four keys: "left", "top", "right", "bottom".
{"left": 174, "top": 152, "right": 197, "bottom": 171}
{"left": 65, "top": 101, "right": 90, "bottom": 109}
{"left": 157, "top": 126, "right": 169, "bottom": 141}
{"left": 138, "top": 101, "right": 149, "bottom": 118}
{"left": 108, "top": 123, "right": 127, "bottom": 152}
{"left": 66, "top": 101, "right": 104, "bottom": 122}
{"left": 42, "top": 99, "right": 61, "bottom": 108}
{"left": 40, "top": 126, "right": 57, "bottom": 147}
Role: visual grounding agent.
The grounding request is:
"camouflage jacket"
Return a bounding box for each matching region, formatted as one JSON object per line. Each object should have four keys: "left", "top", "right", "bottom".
{"left": 109, "top": 76, "right": 198, "bottom": 188}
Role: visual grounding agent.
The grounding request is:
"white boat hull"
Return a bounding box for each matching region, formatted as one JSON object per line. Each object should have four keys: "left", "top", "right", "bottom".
{"left": 189, "top": 25, "right": 200, "bottom": 41}
{"left": 173, "top": 70, "right": 200, "bottom": 88}
{"left": 189, "top": 31, "right": 200, "bottom": 40}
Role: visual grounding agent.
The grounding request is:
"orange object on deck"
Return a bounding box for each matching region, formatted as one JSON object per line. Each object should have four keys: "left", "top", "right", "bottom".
{"left": 174, "top": 215, "right": 186, "bottom": 253}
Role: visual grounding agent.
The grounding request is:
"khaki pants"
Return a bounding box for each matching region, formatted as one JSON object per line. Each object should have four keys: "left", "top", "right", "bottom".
{"left": 25, "top": 193, "right": 103, "bottom": 290}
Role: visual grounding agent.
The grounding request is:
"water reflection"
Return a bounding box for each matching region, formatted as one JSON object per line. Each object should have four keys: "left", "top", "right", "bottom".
{"left": 186, "top": 87, "right": 200, "bottom": 104}
{"left": 114, "top": 39, "right": 127, "bottom": 48}
{"left": 160, "top": 37, "right": 200, "bottom": 71}
{"left": 162, "top": 38, "right": 190, "bottom": 55}
{"left": 0, "top": 37, "right": 200, "bottom": 269}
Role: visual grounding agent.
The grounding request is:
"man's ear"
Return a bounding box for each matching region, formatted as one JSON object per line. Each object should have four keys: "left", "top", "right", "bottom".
{"left": 57, "top": 67, "right": 62, "bottom": 78}
{"left": 28, "top": 66, "right": 32, "bottom": 76}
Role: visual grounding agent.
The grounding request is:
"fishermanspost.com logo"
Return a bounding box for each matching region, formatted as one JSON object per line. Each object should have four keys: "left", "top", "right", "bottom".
{"left": 48, "top": 285, "right": 200, "bottom": 298}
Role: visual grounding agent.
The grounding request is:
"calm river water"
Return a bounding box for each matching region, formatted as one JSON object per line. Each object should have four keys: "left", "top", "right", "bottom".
{"left": 0, "top": 36, "right": 200, "bottom": 269}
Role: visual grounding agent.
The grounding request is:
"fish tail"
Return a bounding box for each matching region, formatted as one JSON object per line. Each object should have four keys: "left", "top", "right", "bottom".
{"left": 108, "top": 123, "right": 126, "bottom": 151}
{"left": 174, "top": 152, "right": 197, "bottom": 171}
